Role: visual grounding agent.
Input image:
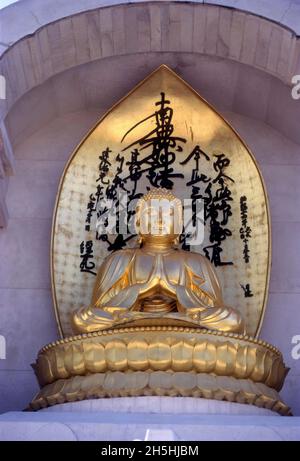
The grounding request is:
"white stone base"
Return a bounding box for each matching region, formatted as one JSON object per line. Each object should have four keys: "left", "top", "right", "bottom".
{"left": 39, "top": 397, "right": 277, "bottom": 416}
{"left": 0, "top": 397, "right": 300, "bottom": 441}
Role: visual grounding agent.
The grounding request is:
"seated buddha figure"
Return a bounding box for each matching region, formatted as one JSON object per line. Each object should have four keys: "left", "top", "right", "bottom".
{"left": 73, "top": 188, "right": 245, "bottom": 334}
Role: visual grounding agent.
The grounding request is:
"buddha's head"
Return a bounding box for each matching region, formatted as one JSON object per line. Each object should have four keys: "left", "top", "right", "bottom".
{"left": 135, "top": 188, "right": 183, "bottom": 245}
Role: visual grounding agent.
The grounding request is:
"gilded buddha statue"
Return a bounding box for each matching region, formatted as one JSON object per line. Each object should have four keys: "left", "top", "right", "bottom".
{"left": 73, "top": 188, "right": 245, "bottom": 334}
{"left": 31, "top": 186, "right": 289, "bottom": 414}
{"left": 30, "top": 68, "right": 290, "bottom": 415}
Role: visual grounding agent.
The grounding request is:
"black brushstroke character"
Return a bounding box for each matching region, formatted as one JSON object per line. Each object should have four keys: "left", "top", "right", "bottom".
{"left": 180, "top": 145, "right": 211, "bottom": 250}
{"left": 203, "top": 158, "right": 234, "bottom": 266}
{"left": 85, "top": 194, "right": 96, "bottom": 232}
{"left": 240, "top": 196, "right": 252, "bottom": 263}
{"left": 121, "top": 92, "right": 186, "bottom": 189}
{"left": 80, "top": 240, "right": 96, "bottom": 276}
{"left": 240, "top": 283, "right": 254, "bottom": 298}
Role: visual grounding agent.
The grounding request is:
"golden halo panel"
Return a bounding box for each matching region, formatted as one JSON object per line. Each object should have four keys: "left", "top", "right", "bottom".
{"left": 51, "top": 65, "right": 270, "bottom": 338}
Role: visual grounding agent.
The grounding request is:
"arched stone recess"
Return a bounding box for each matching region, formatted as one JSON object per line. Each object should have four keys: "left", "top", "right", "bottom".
{"left": 0, "top": 1, "right": 300, "bottom": 226}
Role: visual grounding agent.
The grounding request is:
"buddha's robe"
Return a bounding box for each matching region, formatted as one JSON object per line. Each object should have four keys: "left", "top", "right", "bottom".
{"left": 73, "top": 248, "right": 245, "bottom": 334}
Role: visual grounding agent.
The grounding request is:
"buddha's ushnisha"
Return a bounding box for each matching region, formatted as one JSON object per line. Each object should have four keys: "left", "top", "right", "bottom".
{"left": 73, "top": 188, "right": 245, "bottom": 334}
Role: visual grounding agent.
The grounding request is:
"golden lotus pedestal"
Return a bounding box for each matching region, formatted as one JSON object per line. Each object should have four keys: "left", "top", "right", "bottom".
{"left": 30, "top": 325, "right": 291, "bottom": 416}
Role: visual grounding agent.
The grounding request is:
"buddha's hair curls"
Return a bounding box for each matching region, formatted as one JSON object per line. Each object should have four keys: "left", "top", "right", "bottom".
{"left": 136, "top": 188, "right": 182, "bottom": 214}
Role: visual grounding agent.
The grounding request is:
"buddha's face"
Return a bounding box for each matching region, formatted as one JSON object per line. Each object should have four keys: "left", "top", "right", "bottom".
{"left": 136, "top": 198, "right": 182, "bottom": 239}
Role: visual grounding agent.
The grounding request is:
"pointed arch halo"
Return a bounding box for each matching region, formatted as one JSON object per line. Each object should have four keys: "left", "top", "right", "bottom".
{"left": 50, "top": 65, "right": 271, "bottom": 339}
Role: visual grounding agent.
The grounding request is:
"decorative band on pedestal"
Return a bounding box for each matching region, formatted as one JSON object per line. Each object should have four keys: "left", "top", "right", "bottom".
{"left": 30, "top": 371, "right": 290, "bottom": 415}
{"left": 30, "top": 326, "right": 290, "bottom": 415}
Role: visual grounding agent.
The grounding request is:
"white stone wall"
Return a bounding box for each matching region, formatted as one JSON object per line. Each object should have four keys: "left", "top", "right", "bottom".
{"left": 226, "top": 111, "right": 300, "bottom": 416}
{"left": 0, "top": 109, "right": 100, "bottom": 412}
{"left": 1, "top": 0, "right": 300, "bottom": 50}
{"left": 1, "top": 3, "right": 299, "bottom": 125}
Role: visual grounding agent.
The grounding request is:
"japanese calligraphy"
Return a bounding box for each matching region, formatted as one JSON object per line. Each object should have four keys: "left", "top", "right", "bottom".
{"left": 80, "top": 240, "right": 96, "bottom": 276}
{"left": 240, "top": 195, "right": 252, "bottom": 263}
